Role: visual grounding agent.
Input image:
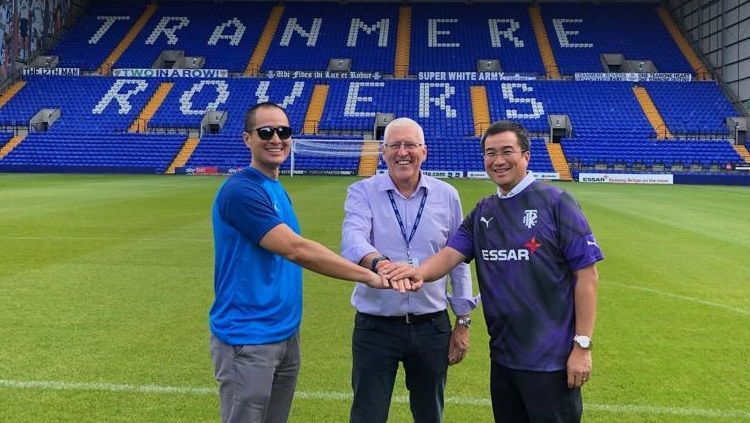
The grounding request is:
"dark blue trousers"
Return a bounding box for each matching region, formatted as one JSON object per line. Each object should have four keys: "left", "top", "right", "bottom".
{"left": 490, "top": 361, "right": 582, "bottom": 423}
{"left": 350, "top": 311, "right": 452, "bottom": 423}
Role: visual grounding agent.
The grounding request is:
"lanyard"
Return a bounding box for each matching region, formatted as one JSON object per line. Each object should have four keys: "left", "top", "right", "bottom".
{"left": 387, "top": 188, "right": 427, "bottom": 259}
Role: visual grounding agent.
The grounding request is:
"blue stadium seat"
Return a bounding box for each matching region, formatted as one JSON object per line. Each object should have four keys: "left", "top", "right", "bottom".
{"left": 321, "top": 80, "right": 474, "bottom": 139}
{"left": 1, "top": 132, "right": 186, "bottom": 173}
{"left": 541, "top": 4, "right": 691, "bottom": 74}
{"left": 0, "top": 76, "right": 158, "bottom": 132}
{"left": 1, "top": 0, "right": 744, "bottom": 180}
{"left": 116, "top": 1, "right": 273, "bottom": 72}
{"left": 51, "top": 1, "right": 147, "bottom": 70}
{"left": 409, "top": 3, "right": 543, "bottom": 74}
{"left": 486, "top": 80, "right": 653, "bottom": 137}
{"left": 263, "top": 3, "right": 398, "bottom": 73}
{"left": 149, "top": 79, "right": 313, "bottom": 134}
{"left": 644, "top": 81, "right": 736, "bottom": 136}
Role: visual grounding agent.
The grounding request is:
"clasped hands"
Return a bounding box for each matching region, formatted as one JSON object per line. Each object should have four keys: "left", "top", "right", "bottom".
{"left": 367, "top": 260, "right": 424, "bottom": 293}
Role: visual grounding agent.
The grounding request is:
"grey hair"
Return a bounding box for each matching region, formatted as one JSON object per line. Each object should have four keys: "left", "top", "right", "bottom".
{"left": 383, "top": 117, "right": 425, "bottom": 145}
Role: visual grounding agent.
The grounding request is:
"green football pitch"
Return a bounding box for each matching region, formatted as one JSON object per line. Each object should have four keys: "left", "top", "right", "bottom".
{"left": 0, "top": 173, "right": 748, "bottom": 422}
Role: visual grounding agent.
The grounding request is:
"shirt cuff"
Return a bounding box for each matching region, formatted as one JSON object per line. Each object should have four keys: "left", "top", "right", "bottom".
{"left": 342, "top": 241, "right": 378, "bottom": 264}
{"left": 448, "top": 294, "right": 481, "bottom": 316}
{"left": 353, "top": 245, "right": 379, "bottom": 265}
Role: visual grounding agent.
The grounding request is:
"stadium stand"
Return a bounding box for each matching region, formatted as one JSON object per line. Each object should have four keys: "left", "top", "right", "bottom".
{"left": 148, "top": 78, "right": 314, "bottom": 134}
{"left": 562, "top": 138, "right": 742, "bottom": 171}
{"left": 50, "top": 1, "right": 147, "bottom": 71}
{"left": 540, "top": 3, "right": 692, "bottom": 74}
{"left": 114, "top": 1, "right": 273, "bottom": 72}
{"left": 0, "top": 132, "right": 186, "bottom": 173}
{"left": 0, "top": 76, "right": 159, "bottom": 132}
{"left": 262, "top": 3, "right": 398, "bottom": 73}
{"left": 320, "top": 79, "right": 474, "bottom": 138}
{"left": 0, "top": 1, "right": 746, "bottom": 182}
{"left": 420, "top": 137, "right": 555, "bottom": 173}
{"left": 486, "top": 80, "right": 653, "bottom": 137}
{"left": 185, "top": 134, "right": 248, "bottom": 169}
{"left": 409, "top": 3, "right": 544, "bottom": 74}
{"left": 643, "top": 81, "right": 737, "bottom": 136}
{"left": 0, "top": 132, "right": 16, "bottom": 158}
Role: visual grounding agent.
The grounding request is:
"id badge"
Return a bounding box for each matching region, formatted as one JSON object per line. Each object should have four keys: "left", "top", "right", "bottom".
{"left": 406, "top": 256, "right": 419, "bottom": 267}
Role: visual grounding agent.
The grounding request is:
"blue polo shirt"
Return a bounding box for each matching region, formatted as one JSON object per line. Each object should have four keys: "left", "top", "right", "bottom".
{"left": 209, "top": 167, "right": 302, "bottom": 346}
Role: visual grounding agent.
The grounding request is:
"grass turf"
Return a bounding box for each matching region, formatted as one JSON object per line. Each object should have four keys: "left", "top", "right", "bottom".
{"left": 0, "top": 173, "right": 748, "bottom": 422}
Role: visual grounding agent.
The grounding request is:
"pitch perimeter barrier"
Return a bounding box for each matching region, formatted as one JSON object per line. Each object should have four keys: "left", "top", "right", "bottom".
{"left": 572, "top": 171, "right": 750, "bottom": 186}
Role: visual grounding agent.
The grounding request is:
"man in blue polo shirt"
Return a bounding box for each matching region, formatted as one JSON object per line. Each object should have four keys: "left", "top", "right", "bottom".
{"left": 209, "top": 102, "right": 406, "bottom": 423}
{"left": 386, "top": 121, "right": 603, "bottom": 422}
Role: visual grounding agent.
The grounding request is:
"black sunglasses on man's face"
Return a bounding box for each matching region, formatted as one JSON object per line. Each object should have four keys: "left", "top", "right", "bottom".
{"left": 248, "top": 126, "right": 292, "bottom": 141}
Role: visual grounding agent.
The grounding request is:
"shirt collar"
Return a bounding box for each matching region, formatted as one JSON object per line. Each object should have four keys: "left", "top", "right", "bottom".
{"left": 378, "top": 171, "right": 429, "bottom": 199}
{"left": 496, "top": 172, "right": 535, "bottom": 199}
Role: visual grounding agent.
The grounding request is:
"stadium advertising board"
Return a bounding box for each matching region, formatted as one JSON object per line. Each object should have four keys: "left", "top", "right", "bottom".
{"left": 574, "top": 73, "right": 692, "bottom": 82}
{"left": 423, "top": 170, "right": 463, "bottom": 178}
{"left": 418, "top": 72, "right": 536, "bottom": 81}
{"left": 177, "top": 166, "right": 358, "bottom": 176}
{"left": 467, "top": 171, "right": 560, "bottom": 180}
{"left": 290, "top": 169, "right": 355, "bottom": 176}
{"left": 265, "top": 70, "right": 536, "bottom": 81}
{"left": 179, "top": 166, "right": 219, "bottom": 175}
{"left": 377, "top": 169, "right": 463, "bottom": 178}
{"left": 177, "top": 166, "right": 242, "bottom": 175}
{"left": 265, "top": 70, "right": 382, "bottom": 80}
{"left": 578, "top": 173, "right": 674, "bottom": 184}
{"left": 23, "top": 68, "right": 81, "bottom": 76}
{"left": 112, "top": 68, "right": 229, "bottom": 78}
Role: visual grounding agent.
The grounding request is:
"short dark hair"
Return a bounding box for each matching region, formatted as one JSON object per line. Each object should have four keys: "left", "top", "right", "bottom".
{"left": 480, "top": 120, "right": 530, "bottom": 152}
{"left": 244, "top": 102, "right": 289, "bottom": 133}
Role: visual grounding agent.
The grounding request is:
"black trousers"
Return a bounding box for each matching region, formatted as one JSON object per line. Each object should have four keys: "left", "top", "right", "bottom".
{"left": 349, "top": 311, "right": 452, "bottom": 423}
{"left": 490, "top": 361, "right": 582, "bottom": 423}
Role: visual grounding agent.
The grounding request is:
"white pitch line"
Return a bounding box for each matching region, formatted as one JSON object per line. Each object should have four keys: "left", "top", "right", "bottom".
{"left": 1, "top": 379, "right": 749, "bottom": 418}
{"left": 608, "top": 281, "right": 750, "bottom": 317}
{"left": 0, "top": 379, "right": 214, "bottom": 395}
{"left": 0, "top": 236, "right": 210, "bottom": 242}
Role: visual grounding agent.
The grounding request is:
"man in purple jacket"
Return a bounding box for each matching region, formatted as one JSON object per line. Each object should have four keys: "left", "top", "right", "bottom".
{"left": 386, "top": 121, "right": 603, "bottom": 422}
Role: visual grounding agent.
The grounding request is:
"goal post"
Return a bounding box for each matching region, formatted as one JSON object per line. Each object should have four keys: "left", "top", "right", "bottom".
{"left": 290, "top": 138, "right": 382, "bottom": 176}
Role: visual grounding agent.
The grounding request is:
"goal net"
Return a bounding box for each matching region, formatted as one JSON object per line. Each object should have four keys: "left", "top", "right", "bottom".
{"left": 290, "top": 138, "right": 382, "bottom": 176}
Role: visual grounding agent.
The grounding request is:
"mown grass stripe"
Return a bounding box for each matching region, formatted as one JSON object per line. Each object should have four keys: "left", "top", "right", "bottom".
{"left": 609, "top": 281, "right": 750, "bottom": 317}
{"left": 1, "top": 379, "right": 748, "bottom": 418}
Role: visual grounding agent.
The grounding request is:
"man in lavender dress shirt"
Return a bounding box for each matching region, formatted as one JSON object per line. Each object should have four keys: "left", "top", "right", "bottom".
{"left": 386, "top": 121, "right": 603, "bottom": 422}
{"left": 341, "top": 117, "right": 478, "bottom": 423}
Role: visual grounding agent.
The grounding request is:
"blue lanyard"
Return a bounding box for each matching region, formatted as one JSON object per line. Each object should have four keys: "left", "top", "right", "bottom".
{"left": 387, "top": 188, "right": 428, "bottom": 257}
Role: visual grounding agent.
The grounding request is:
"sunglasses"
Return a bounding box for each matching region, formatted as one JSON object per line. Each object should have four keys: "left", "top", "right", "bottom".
{"left": 249, "top": 126, "right": 293, "bottom": 141}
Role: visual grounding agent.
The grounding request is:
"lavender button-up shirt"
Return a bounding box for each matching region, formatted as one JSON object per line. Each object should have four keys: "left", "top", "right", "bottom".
{"left": 342, "top": 172, "right": 478, "bottom": 317}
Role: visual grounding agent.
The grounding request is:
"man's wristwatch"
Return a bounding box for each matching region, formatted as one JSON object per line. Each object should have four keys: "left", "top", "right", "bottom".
{"left": 573, "top": 335, "right": 592, "bottom": 350}
{"left": 370, "top": 255, "right": 390, "bottom": 272}
{"left": 457, "top": 317, "right": 472, "bottom": 328}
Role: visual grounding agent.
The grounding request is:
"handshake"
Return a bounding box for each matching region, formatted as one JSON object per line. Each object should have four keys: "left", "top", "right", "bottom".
{"left": 364, "top": 260, "right": 425, "bottom": 293}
